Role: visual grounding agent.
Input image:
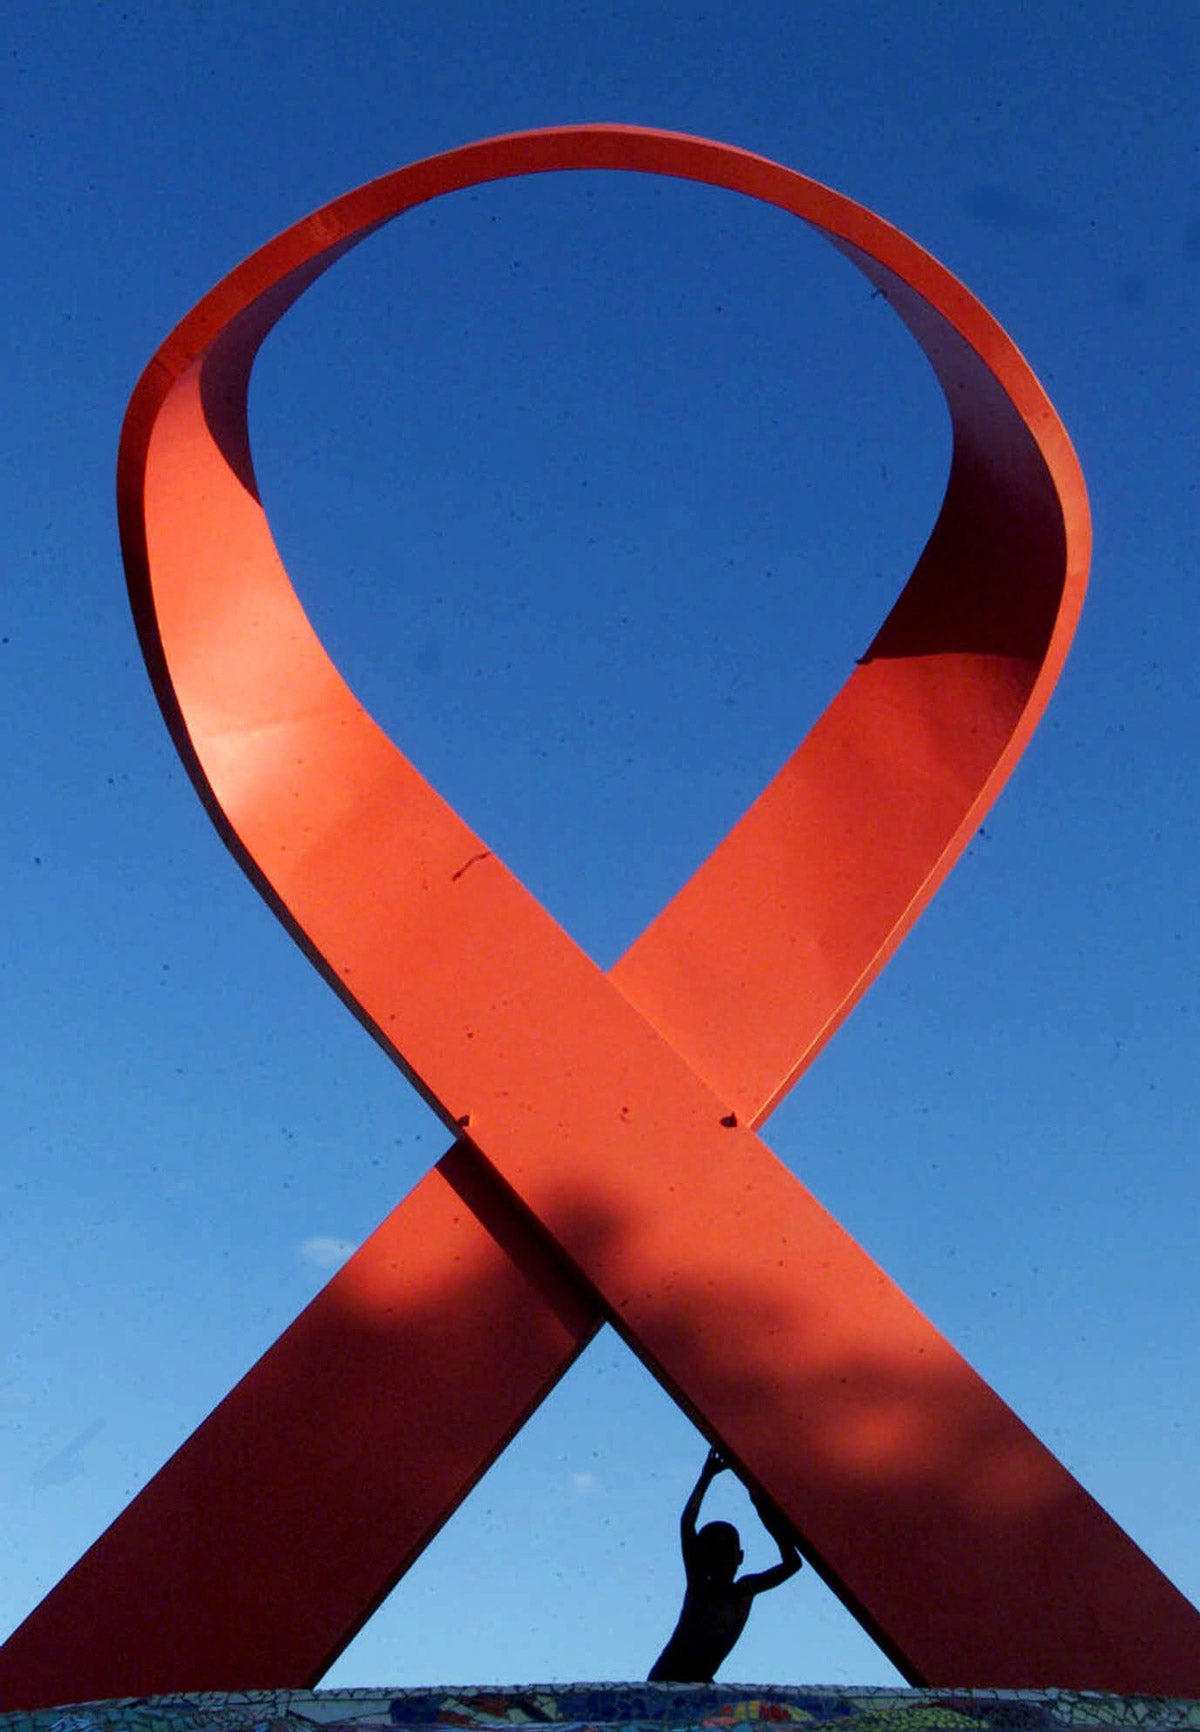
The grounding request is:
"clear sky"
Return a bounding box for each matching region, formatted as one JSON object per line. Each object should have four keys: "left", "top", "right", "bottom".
{"left": 2, "top": 0, "right": 1198, "bottom": 1694}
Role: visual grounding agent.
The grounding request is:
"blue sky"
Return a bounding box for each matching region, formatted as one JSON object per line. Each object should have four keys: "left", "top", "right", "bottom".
{"left": 2, "top": 0, "right": 1198, "bottom": 1692}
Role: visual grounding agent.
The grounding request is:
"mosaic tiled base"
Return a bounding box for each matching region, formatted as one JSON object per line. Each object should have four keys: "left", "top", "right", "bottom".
{"left": 5, "top": 1685, "right": 1200, "bottom": 1732}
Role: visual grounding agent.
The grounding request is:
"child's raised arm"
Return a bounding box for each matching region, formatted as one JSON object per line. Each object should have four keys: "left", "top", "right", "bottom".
{"left": 681, "top": 1445, "right": 726, "bottom": 1564}
{"left": 738, "top": 1483, "right": 803, "bottom": 1596}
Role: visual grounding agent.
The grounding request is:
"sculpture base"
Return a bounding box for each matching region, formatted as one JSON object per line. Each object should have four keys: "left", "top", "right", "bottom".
{"left": 3, "top": 1686, "right": 1200, "bottom": 1732}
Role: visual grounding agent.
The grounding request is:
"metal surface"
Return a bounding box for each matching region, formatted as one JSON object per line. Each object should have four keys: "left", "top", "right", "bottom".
{"left": 3, "top": 127, "right": 1197, "bottom": 1708}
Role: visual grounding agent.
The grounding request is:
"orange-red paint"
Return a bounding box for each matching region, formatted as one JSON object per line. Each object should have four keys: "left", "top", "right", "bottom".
{"left": 3, "top": 128, "right": 1198, "bottom": 1709}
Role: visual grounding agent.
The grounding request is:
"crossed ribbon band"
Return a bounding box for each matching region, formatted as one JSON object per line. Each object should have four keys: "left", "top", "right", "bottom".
{"left": 3, "top": 128, "right": 1198, "bottom": 1712}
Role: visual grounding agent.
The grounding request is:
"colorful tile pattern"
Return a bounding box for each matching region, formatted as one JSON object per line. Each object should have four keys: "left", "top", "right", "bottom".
{"left": 5, "top": 1684, "right": 1200, "bottom": 1732}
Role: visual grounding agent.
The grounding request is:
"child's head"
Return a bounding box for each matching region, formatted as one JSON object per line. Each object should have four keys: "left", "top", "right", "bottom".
{"left": 696, "top": 1519, "right": 743, "bottom": 1582}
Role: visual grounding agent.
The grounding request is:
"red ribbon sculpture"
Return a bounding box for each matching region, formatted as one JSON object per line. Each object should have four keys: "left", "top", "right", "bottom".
{"left": 3, "top": 128, "right": 1198, "bottom": 1710}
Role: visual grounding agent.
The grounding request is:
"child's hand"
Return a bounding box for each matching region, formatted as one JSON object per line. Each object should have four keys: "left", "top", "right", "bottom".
{"left": 750, "top": 1483, "right": 800, "bottom": 1547}
{"left": 749, "top": 1484, "right": 776, "bottom": 1519}
{"left": 705, "top": 1445, "right": 728, "bottom": 1474}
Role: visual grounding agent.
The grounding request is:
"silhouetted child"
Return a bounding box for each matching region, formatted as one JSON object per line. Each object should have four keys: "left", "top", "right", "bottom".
{"left": 648, "top": 1446, "right": 802, "bottom": 1683}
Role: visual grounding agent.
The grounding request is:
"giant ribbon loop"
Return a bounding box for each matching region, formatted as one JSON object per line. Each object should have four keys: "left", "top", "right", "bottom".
{"left": 3, "top": 129, "right": 1198, "bottom": 1710}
